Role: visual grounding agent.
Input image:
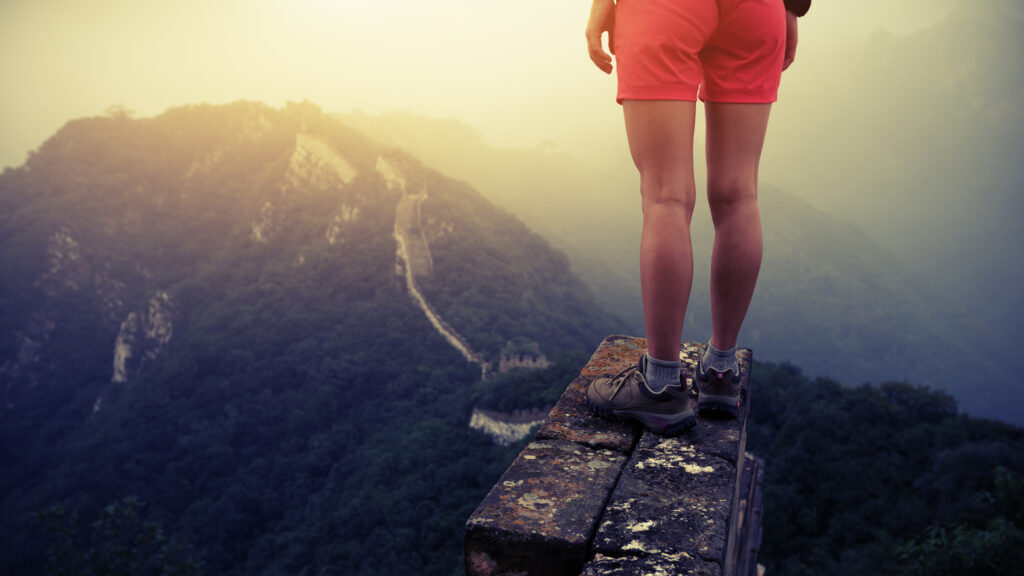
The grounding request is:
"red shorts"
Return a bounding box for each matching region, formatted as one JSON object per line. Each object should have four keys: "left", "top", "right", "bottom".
{"left": 614, "top": 0, "right": 786, "bottom": 103}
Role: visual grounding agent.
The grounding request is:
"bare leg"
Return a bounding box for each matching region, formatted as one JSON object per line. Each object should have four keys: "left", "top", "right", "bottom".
{"left": 623, "top": 100, "right": 697, "bottom": 362}
{"left": 704, "top": 102, "right": 772, "bottom": 351}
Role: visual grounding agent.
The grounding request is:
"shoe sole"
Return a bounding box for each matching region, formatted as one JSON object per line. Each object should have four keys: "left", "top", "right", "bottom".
{"left": 696, "top": 362, "right": 741, "bottom": 418}
{"left": 696, "top": 394, "right": 740, "bottom": 417}
{"left": 588, "top": 398, "right": 696, "bottom": 436}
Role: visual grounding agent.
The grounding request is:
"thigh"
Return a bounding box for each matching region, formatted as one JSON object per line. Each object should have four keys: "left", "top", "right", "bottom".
{"left": 623, "top": 100, "right": 698, "bottom": 205}
{"left": 704, "top": 102, "right": 772, "bottom": 201}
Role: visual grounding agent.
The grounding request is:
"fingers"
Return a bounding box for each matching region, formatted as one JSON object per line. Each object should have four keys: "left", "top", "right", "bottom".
{"left": 586, "top": 0, "right": 615, "bottom": 74}
{"left": 588, "top": 31, "right": 613, "bottom": 74}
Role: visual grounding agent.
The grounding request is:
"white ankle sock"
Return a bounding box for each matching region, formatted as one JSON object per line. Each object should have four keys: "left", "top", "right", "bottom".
{"left": 701, "top": 341, "right": 739, "bottom": 374}
{"left": 644, "top": 352, "right": 681, "bottom": 393}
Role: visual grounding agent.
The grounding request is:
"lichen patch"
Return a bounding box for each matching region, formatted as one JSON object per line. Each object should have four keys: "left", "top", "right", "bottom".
{"left": 629, "top": 520, "right": 656, "bottom": 532}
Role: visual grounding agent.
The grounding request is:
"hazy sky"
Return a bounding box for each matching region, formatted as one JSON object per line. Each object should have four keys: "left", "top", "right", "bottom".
{"left": 0, "top": 0, "right": 958, "bottom": 170}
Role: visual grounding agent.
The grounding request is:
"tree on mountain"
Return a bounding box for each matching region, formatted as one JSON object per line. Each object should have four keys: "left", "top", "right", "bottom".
{"left": 894, "top": 468, "right": 1024, "bottom": 575}
{"left": 40, "top": 497, "right": 200, "bottom": 576}
{"left": 104, "top": 104, "right": 135, "bottom": 120}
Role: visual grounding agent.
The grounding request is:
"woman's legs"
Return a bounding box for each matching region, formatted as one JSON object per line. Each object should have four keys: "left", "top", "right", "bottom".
{"left": 623, "top": 100, "right": 698, "bottom": 362}
{"left": 624, "top": 100, "right": 770, "bottom": 358}
{"left": 704, "top": 102, "right": 772, "bottom": 351}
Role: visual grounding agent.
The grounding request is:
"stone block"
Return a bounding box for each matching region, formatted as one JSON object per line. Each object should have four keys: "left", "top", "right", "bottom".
{"left": 465, "top": 337, "right": 761, "bottom": 576}
{"left": 686, "top": 348, "right": 752, "bottom": 466}
{"left": 581, "top": 553, "right": 721, "bottom": 576}
{"left": 730, "top": 453, "right": 766, "bottom": 576}
{"left": 535, "top": 335, "right": 648, "bottom": 454}
{"left": 465, "top": 439, "right": 627, "bottom": 576}
{"left": 534, "top": 375, "right": 639, "bottom": 454}
{"left": 592, "top": 432, "right": 736, "bottom": 565}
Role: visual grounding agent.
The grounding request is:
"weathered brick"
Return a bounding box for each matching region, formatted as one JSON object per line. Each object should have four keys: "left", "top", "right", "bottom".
{"left": 535, "top": 335, "right": 647, "bottom": 454}
{"left": 465, "top": 439, "right": 627, "bottom": 576}
{"left": 581, "top": 553, "right": 721, "bottom": 576}
{"left": 534, "top": 374, "right": 639, "bottom": 454}
{"left": 465, "top": 337, "right": 761, "bottom": 576}
{"left": 592, "top": 432, "right": 736, "bottom": 565}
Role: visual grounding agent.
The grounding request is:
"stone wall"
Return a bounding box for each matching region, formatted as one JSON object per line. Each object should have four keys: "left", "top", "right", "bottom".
{"left": 465, "top": 335, "right": 764, "bottom": 576}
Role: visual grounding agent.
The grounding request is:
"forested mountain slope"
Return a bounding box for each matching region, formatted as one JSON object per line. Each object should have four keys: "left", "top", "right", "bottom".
{"left": 0, "top": 101, "right": 620, "bottom": 575}
{"left": 747, "top": 362, "right": 1024, "bottom": 575}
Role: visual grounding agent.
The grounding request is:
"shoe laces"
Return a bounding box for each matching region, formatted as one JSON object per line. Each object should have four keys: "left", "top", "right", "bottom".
{"left": 607, "top": 358, "right": 644, "bottom": 400}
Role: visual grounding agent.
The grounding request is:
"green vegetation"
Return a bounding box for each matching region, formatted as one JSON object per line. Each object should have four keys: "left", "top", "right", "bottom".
{"left": 40, "top": 497, "right": 200, "bottom": 576}
{"left": 747, "top": 362, "right": 1024, "bottom": 575}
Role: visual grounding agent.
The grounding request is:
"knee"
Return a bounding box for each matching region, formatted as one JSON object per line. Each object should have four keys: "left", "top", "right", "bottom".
{"left": 641, "top": 174, "right": 696, "bottom": 217}
{"left": 707, "top": 179, "right": 757, "bottom": 218}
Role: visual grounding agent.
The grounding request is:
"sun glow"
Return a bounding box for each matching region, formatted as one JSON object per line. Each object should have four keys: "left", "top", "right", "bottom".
{"left": 0, "top": 0, "right": 959, "bottom": 171}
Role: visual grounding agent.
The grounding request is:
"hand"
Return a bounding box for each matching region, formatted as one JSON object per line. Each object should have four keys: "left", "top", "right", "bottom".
{"left": 586, "top": 0, "right": 616, "bottom": 74}
{"left": 783, "top": 10, "right": 798, "bottom": 71}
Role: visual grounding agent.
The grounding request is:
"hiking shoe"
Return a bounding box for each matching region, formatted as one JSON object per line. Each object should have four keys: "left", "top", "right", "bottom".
{"left": 695, "top": 347, "right": 742, "bottom": 417}
{"left": 587, "top": 356, "right": 696, "bottom": 436}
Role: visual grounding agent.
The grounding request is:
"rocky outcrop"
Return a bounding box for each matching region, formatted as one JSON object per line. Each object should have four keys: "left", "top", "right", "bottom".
{"left": 4, "top": 229, "right": 130, "bottom": 396}
{"left": 1, "top": 322, "right": 49, "bottom": 396}
{"left": 111, "top": 291, "right": 174, "bottom": 383}
{"left": 39, "top": 228, "right": 89, "bottom": 295}
{"left": 281, "top": 133, "right": 357, "bottom": 193}
{"left": 326, "top": 204, "right": 360, "bottom": 244}
{"left": 251, "top": 202, "right": 275, "bottom": 243}
{"left": 254, "top": 134, "right": 361, "bottom": 244}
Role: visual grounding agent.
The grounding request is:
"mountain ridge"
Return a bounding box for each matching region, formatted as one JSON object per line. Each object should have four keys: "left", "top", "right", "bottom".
{"left": 0, "top": 100, "right": 621, "bottom": 574}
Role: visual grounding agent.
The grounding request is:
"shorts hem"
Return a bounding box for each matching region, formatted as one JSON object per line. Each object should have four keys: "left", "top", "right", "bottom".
{"left": 698, "top": 87, "right": 779, "bottom": 104}
{"left": 616, "top": 84, "right": 700, "bottom": 105}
